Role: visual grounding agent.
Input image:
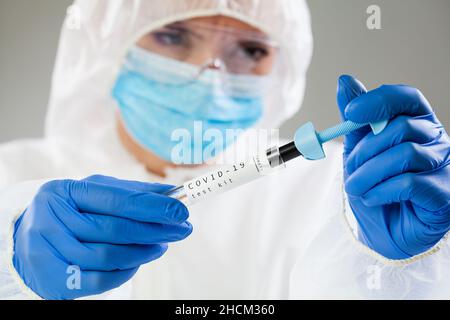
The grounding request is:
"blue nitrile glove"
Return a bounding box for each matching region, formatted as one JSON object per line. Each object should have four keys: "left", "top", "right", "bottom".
{"left": 12, "top": 175, "right": 192, "bottom": 300}
{"left": 337, "top": 75, "right": 450, "bottom": 260}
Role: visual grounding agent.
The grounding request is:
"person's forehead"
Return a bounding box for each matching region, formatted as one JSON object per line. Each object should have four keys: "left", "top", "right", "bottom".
{"left": 177, "top": 15, "right": 267, "bottom": 36}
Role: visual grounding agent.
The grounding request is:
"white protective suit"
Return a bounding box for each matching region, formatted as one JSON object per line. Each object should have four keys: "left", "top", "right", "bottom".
{"left": 1, "top": 0, "right": 449, "bottom": 300}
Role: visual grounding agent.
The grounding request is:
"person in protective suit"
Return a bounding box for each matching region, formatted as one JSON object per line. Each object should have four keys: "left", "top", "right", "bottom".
{"left": 0, "top": 0, "right": 449, "bottom": 299}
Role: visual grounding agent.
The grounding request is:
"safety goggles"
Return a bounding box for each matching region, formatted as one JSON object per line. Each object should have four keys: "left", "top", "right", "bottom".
{"left": 135, "top": 20, "right": 278, "bottom": 79}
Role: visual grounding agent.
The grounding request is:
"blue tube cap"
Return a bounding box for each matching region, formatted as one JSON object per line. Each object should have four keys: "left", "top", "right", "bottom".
{"left": 294, "top": 122, "right": 326, "bottom": 160}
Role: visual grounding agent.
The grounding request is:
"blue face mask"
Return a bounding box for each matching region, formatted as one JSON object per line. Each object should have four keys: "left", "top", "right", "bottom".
{"left": 112, "top": 46, "right": 265, "bottom": 164}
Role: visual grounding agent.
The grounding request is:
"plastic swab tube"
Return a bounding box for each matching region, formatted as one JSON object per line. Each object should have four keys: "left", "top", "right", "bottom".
{"left": 165, "top": 120, "right": 388, "bottom": 206}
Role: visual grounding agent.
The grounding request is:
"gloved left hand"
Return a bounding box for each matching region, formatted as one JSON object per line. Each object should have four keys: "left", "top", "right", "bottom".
{"left": 337, "top": 75, "right": 450, "bottom": 260}
{"left": 12, "top": 175, "right": 192, "bottom": 299}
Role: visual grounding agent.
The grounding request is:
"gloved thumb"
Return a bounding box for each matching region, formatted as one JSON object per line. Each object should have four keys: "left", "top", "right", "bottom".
{"left": 336, "top": 75, "right": 367, "bottom": 120}
{"left": 336, "top": 75, "right": 371, "bottom": 160}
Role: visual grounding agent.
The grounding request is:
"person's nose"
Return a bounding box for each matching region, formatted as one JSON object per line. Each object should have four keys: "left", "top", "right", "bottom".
{"left": 184, "top": 35, "right": 225, "bottom": 70}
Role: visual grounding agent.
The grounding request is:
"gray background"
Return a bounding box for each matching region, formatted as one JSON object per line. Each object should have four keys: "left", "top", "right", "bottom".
{"left": 0, "top": 0, "right": 449, "bottom": 142}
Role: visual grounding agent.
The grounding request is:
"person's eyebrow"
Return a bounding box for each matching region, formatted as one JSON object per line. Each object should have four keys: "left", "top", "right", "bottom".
{"left": 165, "top": 22, "right": 204, "bottom": 41}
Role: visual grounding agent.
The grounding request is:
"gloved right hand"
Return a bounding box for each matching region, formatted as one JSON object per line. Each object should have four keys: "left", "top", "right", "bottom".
{"left": 337, "top": 75, "right": 450, "bottom": 259}
{"left": 12, "top": 175, "right": 192, "bottom": 300}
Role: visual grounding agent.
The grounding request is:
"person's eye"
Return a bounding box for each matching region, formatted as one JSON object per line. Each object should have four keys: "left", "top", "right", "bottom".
{"left": 240, "top": 42, "right": 269, "bottom": 61}
{"left": 152, "top": 31, "right": 186, "bottom": 46}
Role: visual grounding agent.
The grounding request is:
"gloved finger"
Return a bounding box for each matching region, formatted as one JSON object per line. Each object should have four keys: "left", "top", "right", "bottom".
{"left": 361, "top": 169, "right": 450, "bottom": 224}
{"left": 60, "top": 209, "right": 193, "bottom": 244}
{"left": 34, "top": 205, "right": 176, "bottom": 264}
{"left": 55, "top": 242, "right": 168, "bottom": 271}
{"left": 345, "top": 84, "right": 434, "bottom": 124}
{"left": 337, "top": 75, "right": 368, "bottom": 118}
{"left": 345, "top": 141, "right": 448, "bottom": 196}
{"left": 42, "top": 179, "right": 188, "bottom": 224}
{"left": 70, "top": 267, "right": 140, "bottom": 299}
{"left": 36, "top": 189, "right": 193, "bottom": 244}
{"left": 82, "top": 175, "right": 174, "bottom": 194}
{"left": 345, "top": 114, "right": 442, "bottom": 175}
{"left": 336, "top": 75, "right": 371, "bottom": 156}
{"left": 78, "top": 214, "right": 193, "bottom": 244}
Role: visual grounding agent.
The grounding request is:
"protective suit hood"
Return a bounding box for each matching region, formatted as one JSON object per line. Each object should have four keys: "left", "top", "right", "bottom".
{"left": 44, "top": 0, "right": 313, "bottom": 153}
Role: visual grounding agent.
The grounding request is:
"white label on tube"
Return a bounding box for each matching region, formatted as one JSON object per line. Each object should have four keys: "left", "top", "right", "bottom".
{"left": 183, "top": 154, "right": 271, "bottom": 205}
